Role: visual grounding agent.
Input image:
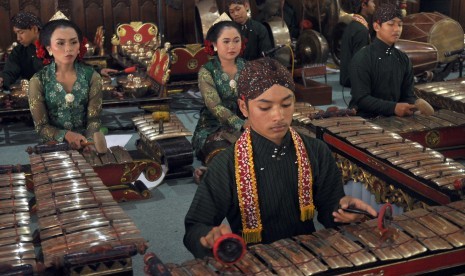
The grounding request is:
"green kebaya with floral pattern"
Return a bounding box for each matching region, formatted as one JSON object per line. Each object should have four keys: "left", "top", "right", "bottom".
{"left": 28, "top": 61, "right": 103, "bottom": 143}
{"left": 192, "top": 56, "right": 246, "bottom": 161}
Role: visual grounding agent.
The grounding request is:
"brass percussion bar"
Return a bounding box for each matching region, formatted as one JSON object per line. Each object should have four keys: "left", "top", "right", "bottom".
{"left": 432, "top": 173, "right": 465, "bottom": 187}
{"left": 415, "top": 160, "right": 464, "bottom": 173}
{"left": 0, "top": 179, "right": 26, "bottom": 188}
{"left": 0, "top": 173, "right": 26, "bottom": 181}
{"left": 40, "top": 218, "right": 136, "bottom": 240}
{"left": 0, "top": 213, "right": 30, "bottom": 227}
{"left": 249, "top": 243, "right": 304, "bottom": 275}
{"left": 341, "top": 224, "right": 404, "bottom": 261}
{"left": 428, "top": 205, "right": 465, "bottom": 228}
{"left": 31, "top": 157, "right": 89, "bottom": 173}
{"left": 363, "top": 219, "right": 427, "bottom": 257}
{"left": 348, "top": 134, "right": 403, "bottom": 147}
{"left": 140, "top": 125, "right": 185, "bottom": 134}
{"left": 34, "top": 177, "right": 106, "bottom": 196}
{"left": 0, "top": 186, "right": 28, "bottom": 199}
{"left": 367, "top": 141, "right": 423, "bottom": 155}
{"left": 327, "top": 123, "right": 383, "bottom": 134}
{"left": 404, "top": 209, "right": 465, "bottom": 247}
{"left": 33, "top": 169, "right": 98, "bottom": 186}
{"left": 398, "top": 158, "right": 446, "bottom": 170}
{"left": 414, "top": 167, "right": 464, "bottom": 180}
{"left": 0, "top": 235, "right": 33, "bottom": 247}
{"left": 434, "top": 109, "right": 465, "bottom": 125}
{"left": 387, "top": 151, "right": 444, "bottom": 166}
{"left": 376, "top": 146, "right": 424, "bottom": 159}
{"left": 36, "top": 190, "right": 115, "bottom": 208}
{"left": 177, "top": 259, "right": 217, "bottom": 275}
{"left": 271, "top": 238, "right": 327, "bottom": 275}
{"left": 393, "top": 214, "right": 453, "bottom": 251}
{"left": 448, "top": 201, "right": 465, "bottom": 213}
{"left": 313, "top": 228, "right": 376, "bottom": 266}
{"left": 38, "top": 206, "right": 129, "bottom": 230}
{"left": 145, "top": 131, "right": 193, "bottom": 141}
{"left": 0, "top": 198, "right": 29, "bottom": 213}
{"left": 37, "top": 200, "right": 118, "bottom": 218}
{"left": 311, "top": 117, "right": 367, "bottom": 129}
{"left": 29, "top": 151, "right": 81, "bottom": 163}
{"left": 234, "top": 252, "right": 271, "bottom": 275}
{"left": 294, "top": 235, "right": 353, "bottom": 269}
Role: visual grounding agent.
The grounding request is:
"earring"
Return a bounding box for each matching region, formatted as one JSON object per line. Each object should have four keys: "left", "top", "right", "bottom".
{"left": 48, "top": 51, "right": 53, "bottom": 56}
{"left": 213, "top": 46, "right": 217, "bottom": 51}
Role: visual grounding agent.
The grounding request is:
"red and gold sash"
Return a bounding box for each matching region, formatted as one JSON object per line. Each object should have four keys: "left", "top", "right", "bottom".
{"left": 353, "top": 14, "right": 369, "bottom": 29}
{"left": 234, "top": 127, "right": 314, "bottom": 244}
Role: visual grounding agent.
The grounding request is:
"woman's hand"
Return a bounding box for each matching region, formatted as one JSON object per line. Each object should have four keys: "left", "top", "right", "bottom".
{"left": 333, "top": 196, "right": 378, "bottom": 223}
{"left": 200, "top": 224, "right": 232, "bottom": 249}
{"left": 64, "top": 131, "right": 87, "bottom": 150}
{"left": 100, "top": 68, "right": 118, "bottom": 77}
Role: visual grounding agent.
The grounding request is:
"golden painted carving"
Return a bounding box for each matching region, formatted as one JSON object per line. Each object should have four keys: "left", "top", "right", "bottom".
{"left": 335, "top": 154, "right": 426, "bottom": 211}
{"left": 171, "top": 52, "right": 178, "bottom": 64}
{"left": 184, "top": 44, "right": 204, "bottom": 55}
{"left": 366, "top": 157, "right": 387, "bottom": 171}
{"left": 187, "top": 59, "right": 199, "bottom": 70}
{"left": 425, "top": 130, "right": 440, "bottom": 147}
{"left": 134, "top": 33, "right": 143, "bottom": 43}
{"left": 111, "top": 34, "right": 120, "bottom": 46}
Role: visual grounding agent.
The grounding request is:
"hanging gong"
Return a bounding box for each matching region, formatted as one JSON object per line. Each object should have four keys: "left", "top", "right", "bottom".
{"left": 296, "top": 29, "right": 329, "bottom": 65}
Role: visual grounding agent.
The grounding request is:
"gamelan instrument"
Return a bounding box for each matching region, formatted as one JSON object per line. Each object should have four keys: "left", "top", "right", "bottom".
{"left": 27, "top": 150, "right": 148, "bottom": 275}
{"left": 293, "top": 101, "right": 465, "bottom": 164}
{"left": 308, "top": 116, "right": 465, "bottom": 209}
{"left": 369, "top": 109, "right": 465, "bottom": 159}
{"left": 415, "top": 78, "right": 465, "bottom": 115}
{"left": 26, "top": 141, "right": 163, "bottom": 202}
{"left": 400, "top": 12, "right": 464, "bottom": 64}
{"left": 395, "top": 39, "right": 438, "bottom": 78}
{"left": 133, "top": 112, "right": 194, "bottom": 178}
{"left": 0, "top": 172, "right": 36, "bottom": 274}
{"left": 144, "top": 199, "right": 465, "bottom": 275}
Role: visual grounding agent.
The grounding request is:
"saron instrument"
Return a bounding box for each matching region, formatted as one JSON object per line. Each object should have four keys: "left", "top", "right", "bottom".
{"left": 143, "top": 199, "right": 465, "bottom": 275}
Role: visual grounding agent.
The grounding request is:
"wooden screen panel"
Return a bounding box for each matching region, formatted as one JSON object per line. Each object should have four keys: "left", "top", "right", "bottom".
{"left": 84, "top": 1, "right": 105, "bottom": 44}
{"left": 0, "top": 1, "right": 12, "bottom": 50}
{"left": 112, "top": 0, "right": 131, "bottom": 29}
{"left": 139, "top": 0, "right": 157, "bottom": 23}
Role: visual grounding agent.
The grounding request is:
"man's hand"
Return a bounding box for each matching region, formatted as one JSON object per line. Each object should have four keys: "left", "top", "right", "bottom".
{"left": 200, "top": 224, "right": 232, "bottom": 249}
{"left": 333, "top": 196, "right": 377, "bottom": 223}
{"left": 64, "top": 131, "right": 87, "bottom": 150}
{"left": 394, "top": 103, "right": 416, "bottom": 117}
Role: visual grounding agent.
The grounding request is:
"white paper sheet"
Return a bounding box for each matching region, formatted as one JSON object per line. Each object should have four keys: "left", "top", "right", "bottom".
{"left": 104, "top": 134, "right": 133, "bottom": 148}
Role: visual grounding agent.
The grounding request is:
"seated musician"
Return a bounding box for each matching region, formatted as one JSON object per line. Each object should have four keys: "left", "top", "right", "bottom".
{"left": 227, "top": 0, "right": 273, "bottom": 60}
{"left": 0, "top": 12, "right": 43, "bottom": 90}
{"left": 0, "top": 12, "right": 116, "bottom": 92}
{"left": 28, "top": 18, "right": 102, "bottom": 151}
{"left": 339, "top": 0, "right": 376, "bottom": 87}
{"left": 192, "top": 20, "right": 248, "bottom": 182}
{"left": 349, "top": 3, "right": 417, "bottom": 118}
{"left": 184, "top": 57, "right": 377, "bottom": 258}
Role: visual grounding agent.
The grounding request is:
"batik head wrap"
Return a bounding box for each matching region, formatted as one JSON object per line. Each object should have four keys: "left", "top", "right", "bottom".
{"left": 11, "top": 12, "right": 42, "bottom": 30}
{"left": 237, "top": 57, "right": 294, "bottom": 101}
{"left": 373, "top": 3, "right": 403, "bottom": 24}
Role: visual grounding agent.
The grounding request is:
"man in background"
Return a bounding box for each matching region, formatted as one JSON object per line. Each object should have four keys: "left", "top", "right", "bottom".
{"left": 0, "top": 12, "right": 43, "bottom": 90}
{"left": 227, "top": 0, "right": 273, "bottom": 60}
{"left": 340, "top": 0, "right": 376, "bottom": 87}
